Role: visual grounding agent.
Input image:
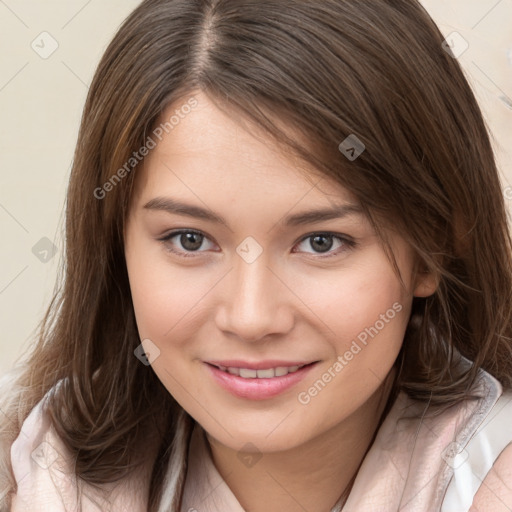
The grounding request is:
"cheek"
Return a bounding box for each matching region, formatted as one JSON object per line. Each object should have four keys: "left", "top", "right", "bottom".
{"left": 296, "top": 254, "right": 411, "bottom": 388}
{"left": 295, "top": 273, "right": 409, "bottom": 426}
{"left": 125, "top": 236, "right": 208, "bottom": 341}
{"left": 295, "top": 256, "right": 410, "bottom": 343}
{"left": 125, "top": 242, "right": 208, "bottom": 401}
{"left": 346, "top": 267, "right": 410, "bottom": 355}
{"left": 340, "top": 271, "right": 407, "bottom": 338}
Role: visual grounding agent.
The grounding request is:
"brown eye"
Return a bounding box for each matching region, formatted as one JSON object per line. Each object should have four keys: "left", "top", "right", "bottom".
{"left": 158, "top": 229, "right": 215, "bottom": 257}
{"left": 177, "top": 232, "right": 204, "bottom": 251}
{"left": 294, "top": 232, "right": 356, "bottom": 259}
{"left": 309, "top": 235, "right": 334, "bottom": 253}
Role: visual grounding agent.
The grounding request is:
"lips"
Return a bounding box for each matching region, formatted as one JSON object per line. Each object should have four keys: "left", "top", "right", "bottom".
{"left": 205, "top": 360, "right": 318, "bottom": 400}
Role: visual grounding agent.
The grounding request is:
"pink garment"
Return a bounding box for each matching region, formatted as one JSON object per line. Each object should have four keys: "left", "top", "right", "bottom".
{"left": 9, "top": 385, "right": 151, "bottom": 511}
{"left": 9, "top": 364, "right": 512, "bottom": 511}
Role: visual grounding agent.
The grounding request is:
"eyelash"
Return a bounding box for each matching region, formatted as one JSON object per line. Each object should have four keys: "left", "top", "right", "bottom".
{"left": 157, "top": 229, "right": 356, "bottom": 259}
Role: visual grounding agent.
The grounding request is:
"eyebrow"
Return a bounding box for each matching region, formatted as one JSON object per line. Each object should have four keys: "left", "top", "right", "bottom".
{"left": 142, "top": 196, "right": 364, "bottom": 228}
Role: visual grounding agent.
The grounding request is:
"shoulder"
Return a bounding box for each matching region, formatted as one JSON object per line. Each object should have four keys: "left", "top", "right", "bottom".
{"left": 464, "top": 387, "right": 512, "bottom": 511}
{"left": 472, "top": 436, "right": 512, "bottom": 511}
{"left": 441, "top": 370, "right": 512, "bottom": 511}
{"left": 9, "top": 379, "right": 75, "bottom": 511}
{"left": 9, "top": 379, "right": 149, "bottom": 512}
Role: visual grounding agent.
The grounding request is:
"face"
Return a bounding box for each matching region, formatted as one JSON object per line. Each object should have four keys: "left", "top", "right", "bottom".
{"left": 124, "top": 91, "right": 434, "bottom": 453}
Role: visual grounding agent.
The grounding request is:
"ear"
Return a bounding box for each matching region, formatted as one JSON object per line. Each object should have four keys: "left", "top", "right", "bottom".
{"left": 412, "top": 264, "right": 439, "bottom": 298}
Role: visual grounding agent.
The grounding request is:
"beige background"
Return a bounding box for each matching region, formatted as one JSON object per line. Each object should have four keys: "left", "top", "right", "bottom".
{"left": 0, "top": 0, "right": 511, "bottom": 378}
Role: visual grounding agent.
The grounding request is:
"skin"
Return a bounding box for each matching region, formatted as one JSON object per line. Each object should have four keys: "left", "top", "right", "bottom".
{"left": 124, "top": 90, "right": 437, "bottom": 512}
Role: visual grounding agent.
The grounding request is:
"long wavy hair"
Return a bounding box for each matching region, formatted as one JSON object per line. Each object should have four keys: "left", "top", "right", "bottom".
{"left": 2, "top": 0, "right": 512, "bottom": 510}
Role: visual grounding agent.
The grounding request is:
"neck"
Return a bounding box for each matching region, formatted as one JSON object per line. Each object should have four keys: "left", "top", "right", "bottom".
{"left": 206, "top": 367, "right": 397, "bottom": 512}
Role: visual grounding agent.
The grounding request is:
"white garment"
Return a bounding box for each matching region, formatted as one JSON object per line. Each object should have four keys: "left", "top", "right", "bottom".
{"left": 442, "top": 388, "right": 512, "bottom": 511}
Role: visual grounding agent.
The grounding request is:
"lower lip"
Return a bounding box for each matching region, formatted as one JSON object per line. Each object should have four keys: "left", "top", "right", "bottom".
{"left": 205, "top": 362, "right": 317, "bottom": 400}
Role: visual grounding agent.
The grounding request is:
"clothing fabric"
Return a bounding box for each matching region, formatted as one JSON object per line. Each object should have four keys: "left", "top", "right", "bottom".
{"left": 8, "top": 361, "right": 512, "bottom": 511}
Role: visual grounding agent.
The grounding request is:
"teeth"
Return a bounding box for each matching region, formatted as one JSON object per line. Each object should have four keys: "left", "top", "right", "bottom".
{"left": 257, "top": 368, "right": 275, "bottom": 378}
{"left": 239, "top": 368, "right": 257, "bottom": 378}
{"left": 275, "top": 366, "right": 288, "bottom": 377}
{"left": 221, "top": 364, "right": 306, "bottom": 378}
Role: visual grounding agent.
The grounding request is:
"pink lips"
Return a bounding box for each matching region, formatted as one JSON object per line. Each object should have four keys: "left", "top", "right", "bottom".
{"left": 205, "top": 360, "right": 318, "bottom": 400}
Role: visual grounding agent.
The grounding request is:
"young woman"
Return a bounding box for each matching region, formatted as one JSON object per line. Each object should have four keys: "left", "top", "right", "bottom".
{"left": 2, "top": 1, "right": 512, "bottom": 511}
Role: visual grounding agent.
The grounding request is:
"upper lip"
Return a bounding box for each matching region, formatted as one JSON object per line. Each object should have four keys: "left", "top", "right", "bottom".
{"left": 206, "top": 360, "right": 317, "bottom": 370}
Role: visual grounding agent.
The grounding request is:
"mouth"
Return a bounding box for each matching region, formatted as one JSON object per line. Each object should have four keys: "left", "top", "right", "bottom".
{"left": 204, "top": 360, "right": 319, "bottom": 400}
{"left": 206, "top": 362, "right": 315, "bottom": 378}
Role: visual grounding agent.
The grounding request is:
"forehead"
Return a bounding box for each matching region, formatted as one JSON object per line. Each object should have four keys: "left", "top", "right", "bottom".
{"left": 133, "top": 91, "right": 358, "bottom": 208}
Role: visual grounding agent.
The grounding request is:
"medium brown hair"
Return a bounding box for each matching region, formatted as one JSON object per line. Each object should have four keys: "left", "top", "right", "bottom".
{"left": 2, "top": 0, "right": 512, "bottom": 510}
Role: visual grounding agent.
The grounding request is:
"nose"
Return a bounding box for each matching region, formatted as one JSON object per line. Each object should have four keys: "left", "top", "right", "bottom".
{"left": 214, "top": 254, "right": 295, "bottom": 343}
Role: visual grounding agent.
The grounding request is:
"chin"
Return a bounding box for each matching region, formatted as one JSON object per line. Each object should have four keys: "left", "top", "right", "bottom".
{"left": 203, "top": 415, "right": 315, "bottom": 453}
